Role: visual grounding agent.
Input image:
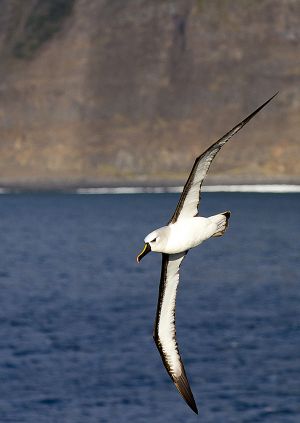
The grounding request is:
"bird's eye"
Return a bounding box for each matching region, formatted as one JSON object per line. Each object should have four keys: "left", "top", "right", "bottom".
{"left": 152, "top": 238, "right": 157, "bottom": 243}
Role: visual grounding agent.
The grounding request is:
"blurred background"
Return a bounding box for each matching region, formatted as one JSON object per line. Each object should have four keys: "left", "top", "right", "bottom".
{"left": 0, "top": 0, "right": 299, "bottom": 189}
{"left": 0, "top": 2, "right": 299, "bottom": 423}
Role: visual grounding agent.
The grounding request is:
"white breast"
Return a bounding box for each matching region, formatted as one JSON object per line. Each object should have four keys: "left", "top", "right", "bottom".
{"left": 164, "top": 217, "right": 216, "bottom": 254}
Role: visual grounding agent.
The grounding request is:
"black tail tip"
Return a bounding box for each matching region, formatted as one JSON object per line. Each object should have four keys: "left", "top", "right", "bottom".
{"left": 223, "top": 211, "right": 231, "bottom": 219}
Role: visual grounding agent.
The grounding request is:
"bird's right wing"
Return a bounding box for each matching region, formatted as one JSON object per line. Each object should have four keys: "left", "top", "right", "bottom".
{"left": 168, "top": 93, "right": 278, "bottom": 224}
{"left": 153, "top": 252, "right": 198, "bottom": 414}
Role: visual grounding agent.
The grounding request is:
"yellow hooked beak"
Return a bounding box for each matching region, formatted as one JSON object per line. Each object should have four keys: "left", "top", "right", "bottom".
{"left": 136, "top": 243, "right": 151, "bottom": 263}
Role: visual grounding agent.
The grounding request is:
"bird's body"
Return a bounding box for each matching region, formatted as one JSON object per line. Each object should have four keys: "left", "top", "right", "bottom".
{"left": 136, "top": 93, "right": 277, "bottom": 414}
{"left": 145, "top": 212, "right": 230, "bottom": 254}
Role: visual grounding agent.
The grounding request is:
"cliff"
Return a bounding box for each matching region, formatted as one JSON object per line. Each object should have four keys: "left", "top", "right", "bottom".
{"left": 0, "top": 0, "right": 299, "bottom": 188}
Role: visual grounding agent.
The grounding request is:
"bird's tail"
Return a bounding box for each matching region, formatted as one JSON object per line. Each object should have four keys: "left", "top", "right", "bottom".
{"left": 211, "top": 211, "right": 231, "bottom": 237}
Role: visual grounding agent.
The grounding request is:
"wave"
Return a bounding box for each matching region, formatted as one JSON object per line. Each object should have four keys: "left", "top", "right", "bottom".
{"left": 76, "top": 185, "right": 300, "bottom": 194}
{"left": 0, "top": 185, "right": 298, "bottom": 194}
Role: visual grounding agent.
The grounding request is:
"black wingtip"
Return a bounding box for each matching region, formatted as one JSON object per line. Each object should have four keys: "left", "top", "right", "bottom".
{"left": 174, "top": 372, "right": 198, "bottom": 414}
{"left": 243, "top": 91, "right": 279, "bottom": 125}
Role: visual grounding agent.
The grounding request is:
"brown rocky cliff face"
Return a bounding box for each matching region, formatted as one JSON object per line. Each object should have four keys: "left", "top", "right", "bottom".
{"left": 0, "top": 0, "right": 299, "bottom": 187}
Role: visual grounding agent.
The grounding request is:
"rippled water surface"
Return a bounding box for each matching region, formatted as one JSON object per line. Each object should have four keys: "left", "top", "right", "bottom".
{"left": 0, "top": 193, "right": 299, "bottom": 422}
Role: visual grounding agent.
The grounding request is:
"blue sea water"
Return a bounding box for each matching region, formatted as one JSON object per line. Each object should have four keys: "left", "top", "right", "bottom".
{"left": 0, "top": 193, "right": 299, "bottom": 423}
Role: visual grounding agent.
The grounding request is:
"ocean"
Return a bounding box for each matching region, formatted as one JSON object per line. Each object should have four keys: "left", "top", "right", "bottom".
{"left": 0, "top": 192, "right": 299, "bottom": 422}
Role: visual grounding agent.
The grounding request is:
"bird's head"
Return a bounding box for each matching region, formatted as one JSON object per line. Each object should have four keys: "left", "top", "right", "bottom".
{"left": 136, "top": 226, "right": 169, "bottom": 262}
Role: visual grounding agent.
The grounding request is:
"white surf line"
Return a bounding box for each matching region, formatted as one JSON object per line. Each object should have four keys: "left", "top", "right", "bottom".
{"left": 203, "top": 184, "right": 300, "bottom": 193}
{"left": 76, "top": 185, "right": 300, "bottom": 194}
{"left": 76, "top": 187, "right": 180, "bottom": 194}
{"left": 76, "top": 187, "right": 167, "bottom": 194}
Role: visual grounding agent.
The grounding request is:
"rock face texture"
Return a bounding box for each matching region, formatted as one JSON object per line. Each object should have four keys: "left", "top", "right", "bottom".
{"left": 0, "top": 0, "right": 299, "bottom": 187}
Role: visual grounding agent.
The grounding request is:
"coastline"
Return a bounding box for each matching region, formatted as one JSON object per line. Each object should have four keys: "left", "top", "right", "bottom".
{"left": 0, "top": 184, "right": 299, "bottom": 194}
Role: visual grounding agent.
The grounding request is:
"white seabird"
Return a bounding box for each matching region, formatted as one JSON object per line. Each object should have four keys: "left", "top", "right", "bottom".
{"left": 136, "top": 93, "right": 277, "bottom": 414}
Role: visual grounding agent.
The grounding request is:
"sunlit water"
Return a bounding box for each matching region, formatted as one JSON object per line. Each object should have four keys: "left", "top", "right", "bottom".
{"left": 0, "top": 193, "right": 299, "bottom": 422}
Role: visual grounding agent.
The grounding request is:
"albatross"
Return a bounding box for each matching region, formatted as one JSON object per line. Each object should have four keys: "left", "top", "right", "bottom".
{"left": 136, "top": 93, "right": 277, "bottom": 414}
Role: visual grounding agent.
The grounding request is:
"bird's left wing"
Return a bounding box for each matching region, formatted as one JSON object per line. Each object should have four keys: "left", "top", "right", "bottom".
{"left": 153, "top": 252, "right": 198, "bottom": 414}
{"left": 168, "top": 93, "right": 278, "bottom": 224}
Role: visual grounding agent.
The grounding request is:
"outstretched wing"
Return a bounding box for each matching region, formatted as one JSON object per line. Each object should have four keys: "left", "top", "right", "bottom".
{"left": 169, "top": 93, "right": 278, "bottom": 224}
{"left": 153, "top": 252, "right": 198, "bottom": 414}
